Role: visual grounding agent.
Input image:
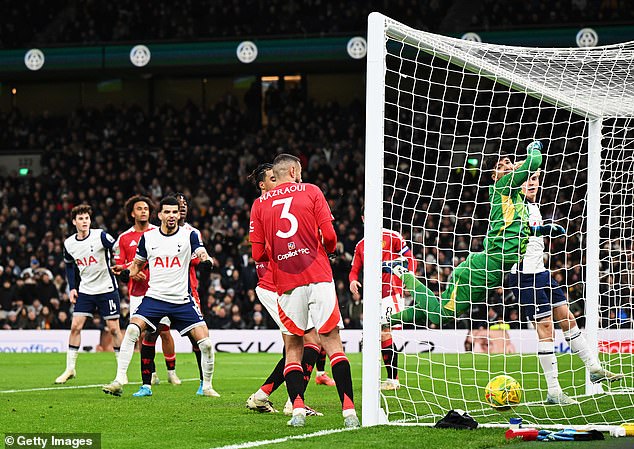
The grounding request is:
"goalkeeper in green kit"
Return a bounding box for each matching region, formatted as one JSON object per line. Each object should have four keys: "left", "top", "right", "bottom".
{"left": 387, "top": 141, "right": 550, "bottom": 326}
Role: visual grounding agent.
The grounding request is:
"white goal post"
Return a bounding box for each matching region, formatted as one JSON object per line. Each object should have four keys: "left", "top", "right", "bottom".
{"left": 363, "top": 12, "right": 634, "bottom": 428}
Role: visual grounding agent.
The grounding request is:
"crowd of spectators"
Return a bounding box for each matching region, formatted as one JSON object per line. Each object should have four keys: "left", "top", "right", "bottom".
{"left": 0, "top": 85, "right": 366, "bottom": 332}
{"left": 1, "top": 75, "right": 632, "bottom": 334}
{"left": 0, "top": 0, "right": 631, "bottom": 49}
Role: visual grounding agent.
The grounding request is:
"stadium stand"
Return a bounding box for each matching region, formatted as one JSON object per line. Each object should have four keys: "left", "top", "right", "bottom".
{"left": 1, "top": 87, "right": 631, "bottom": 332}
{"left": 0, "top": 0, "right": 631, "bottom": 49}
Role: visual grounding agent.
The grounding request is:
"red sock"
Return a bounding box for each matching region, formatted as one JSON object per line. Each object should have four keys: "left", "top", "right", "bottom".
{"left": 330, "top": 352, "right": 355, "bottom": 411}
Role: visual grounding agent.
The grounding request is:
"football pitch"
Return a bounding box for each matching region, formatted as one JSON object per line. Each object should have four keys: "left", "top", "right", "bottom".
{"left": 1, "top": 352, "right": 632, "bottom": 449}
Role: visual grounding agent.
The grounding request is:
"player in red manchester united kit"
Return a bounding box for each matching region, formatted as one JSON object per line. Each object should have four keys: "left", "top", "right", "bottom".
{"left": 349, "top": 219, "right": 416, "bottom": 390}
{"left": 250, "top": 154, "right": 359, "bottom": 428}
{"left": 246, "top": 163, "right": 326, "bottom": 416}
{"left": 113, "top": 195, "right": 181, "bottom": 390}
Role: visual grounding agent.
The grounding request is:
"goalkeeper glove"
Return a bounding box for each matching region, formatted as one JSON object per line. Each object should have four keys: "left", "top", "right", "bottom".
{"left": 526, "top": 140, "right": 543, "bottom": 152}
{"left": 531, "top": 224, "right": 566, "bottom": 237}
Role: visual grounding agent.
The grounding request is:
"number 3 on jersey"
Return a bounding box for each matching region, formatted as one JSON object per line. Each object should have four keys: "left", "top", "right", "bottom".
{"left": 272, "top": 197, "right": 298, "bottom": 238}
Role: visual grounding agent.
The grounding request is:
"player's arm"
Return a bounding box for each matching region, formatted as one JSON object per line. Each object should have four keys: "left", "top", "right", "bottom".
{"left": 63, "top": 244, "right": 78, "bottom": 304}
{"left": 190, "top": 229, "right": 203, "bottom": 267}
{"left": 100, "top": 231, "right": 116, "bottom": 249}
{"left": 496, "top": 141, "right": 543, "bottom": 190}
{"left": 249, "top": 206, "right": 268, "bottom": 262}
{"left": 130, "top": 235, "right": 149, "bottom": 278}
{"left": 349, "top": 242, "right": 363, "bottom": 295}
{"left": 191, "top": 230, "right": 213, "bottom": 266}
{"left": 530, "top": 223, "right": 566, "bottom": 237}
{"left": 313, "top": 186, "right": 337, "bottom": 253}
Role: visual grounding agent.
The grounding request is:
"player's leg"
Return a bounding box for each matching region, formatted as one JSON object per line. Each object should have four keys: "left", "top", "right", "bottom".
{"left": 439, "top": 252, "right": 497, "bottom": 318}
{"left": 314, "top": 347, "right": 335, "bottom": 386}
{"left": 380, "top": 328, "right": 400, "bottom": 390}
{"left": 247, "top": 286, "right": 287, "bottom": 411}
{"left": 55, "top": 313, "right": 88, "bottom": 383}
{"left": 128, "top": 295, "right": 143, "bottom": 351}
{"left": 248, "top": 348, "right": 285, "bottom": 413}
{"left": 177, "top": 297, "right": 219, "bottom": 397}
{"left": 159, "top": 320, "right": 180, "bottom": 385}
{"left": 103, "top": 316, "right": 149, "bottom": 396}
{"left": 308, "top": 281, "right": 359, "bottom": 428}
{"left": 283, "top": 333, "right": 307, "bottom": 426}
{"left": 136, "top": 329, "right": 158, "bottom": 395}
{"left": 281, "top": 328, "right": 324, "bottom": 417}
{"left": 386, "top": 263, "right": 442, "bottom": 325}
{"left": 278, "top": 287, "right": 310, "bottom": 427}
{"left": 188, "top": 334, "right": 205, "bottom": 395}
{"left": 188, "top": 324, "right": 219, "bottom": 397}
{"left": 302, "top": 329, "right": 321, "bottom": 389}
{"left": 99, "top": 292, "right": 126, "bottom": 383}
{"left": 554, "top": 304, "right": 624, "bottom": 383}
{"left": 380, "top": 293, "right": 403, "bottom": 390}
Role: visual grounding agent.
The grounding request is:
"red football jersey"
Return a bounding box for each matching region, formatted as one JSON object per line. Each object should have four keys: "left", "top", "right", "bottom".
{"left": 114, "top": 225, "right": 156, "bottom": 297}
{"left": 349, "top": 229, "right": 416, "bottom": 298}
{"left": 250, "top": 182, "right": 334, "bottom": 295}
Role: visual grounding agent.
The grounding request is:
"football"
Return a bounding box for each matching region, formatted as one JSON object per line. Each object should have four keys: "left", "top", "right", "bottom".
{"left": 485, "top": 375, "right": 522, "bottom": 410}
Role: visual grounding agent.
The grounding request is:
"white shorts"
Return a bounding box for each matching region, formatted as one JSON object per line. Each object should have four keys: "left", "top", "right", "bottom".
{"left": 277, "top": 281, "right": 343, "bottom": 336}
{"left": 382, "top": 294, "right": 404, "bottom": 330}
{"left": 130, "top": 295, "right": 171, "bottom": 328}
{"left": 256, "top": 286, "right": 314, "bottom": 333}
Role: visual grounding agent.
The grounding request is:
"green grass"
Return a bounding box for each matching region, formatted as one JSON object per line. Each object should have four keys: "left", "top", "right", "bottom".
{"left": 0, "top": 352, "right": 632, "bottom": 449}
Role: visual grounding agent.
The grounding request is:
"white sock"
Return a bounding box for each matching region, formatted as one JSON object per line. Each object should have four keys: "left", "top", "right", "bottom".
{"left": 316, "top": 371, "right": 325, "bottom": 377}
{"left": 115, "top": 324, "right": 140, "bottom": 383}
{"left": 66, "top": 346, "right": 79, "bottom": 371}
{"left": 537, "top": 341, "right": 561, "bottom": 395}
{"left": 254, "top": 389, "right": 269, "bottom": 401}
{"left": 343, "top": 408, "right": 357, "bottom": 418}
{"left": 564, "top": 326, "right": 601, "bottom": 371}
{"left": 167, "top": 369, "right": 176, "bottom": 375}
{"left": 198, "top": 337, "right": 215, "bottom": 389}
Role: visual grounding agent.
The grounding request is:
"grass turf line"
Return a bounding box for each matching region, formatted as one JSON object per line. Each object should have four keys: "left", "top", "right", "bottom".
{"left": 1, "top": 352, "right": 630, "bottom": 449}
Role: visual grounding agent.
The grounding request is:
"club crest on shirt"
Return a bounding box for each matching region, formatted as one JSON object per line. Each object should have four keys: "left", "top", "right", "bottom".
{"left": 288, "top": 242, "right": 296, "bottom": 251}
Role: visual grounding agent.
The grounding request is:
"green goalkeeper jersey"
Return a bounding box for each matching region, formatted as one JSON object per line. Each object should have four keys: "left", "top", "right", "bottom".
{"left": 484, "top": 146, "right": 542, "bottom": 261}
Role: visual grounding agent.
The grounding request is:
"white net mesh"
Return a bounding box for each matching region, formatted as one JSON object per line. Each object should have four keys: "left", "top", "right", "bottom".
{"left": 368, "top": 16, "right": 634, "bottom": 427}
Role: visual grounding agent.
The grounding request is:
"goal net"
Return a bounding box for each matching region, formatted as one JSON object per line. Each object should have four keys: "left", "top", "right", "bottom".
{"left": 363, "top": 13, "right": 634, "bottom": 428}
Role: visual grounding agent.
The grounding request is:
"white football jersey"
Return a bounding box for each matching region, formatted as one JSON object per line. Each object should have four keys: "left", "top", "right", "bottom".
{"left": 512, "top": 202, "right": 546, "bottom": 274}
{"left": 136, "top": 226, "right": 204, "bottom": 303}
{"left": 64, "top": 230, "right": 118, "bottom": 295}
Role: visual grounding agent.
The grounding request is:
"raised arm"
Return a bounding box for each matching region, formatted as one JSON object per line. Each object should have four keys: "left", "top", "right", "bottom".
{"left": 496, "top": 141, "right": 543, "bottom": 190}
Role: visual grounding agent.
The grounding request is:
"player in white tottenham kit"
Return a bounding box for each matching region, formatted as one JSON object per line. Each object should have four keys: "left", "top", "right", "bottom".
{"left": 55, "top": 204, "right": 123, "bottom": 384}
{"left": 508, "top": 169, "right": 624, "bottom": 405}
{"left": 103, "top": 196, "right": 219, "bottom": 397}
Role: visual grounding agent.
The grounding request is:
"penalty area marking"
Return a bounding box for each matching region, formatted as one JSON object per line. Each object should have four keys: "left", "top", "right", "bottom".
{"left": 0, "top": 378, "right": 200, "bottom": 394}
{"left": 209, "top": 427, "right": 357, "bottom": 449}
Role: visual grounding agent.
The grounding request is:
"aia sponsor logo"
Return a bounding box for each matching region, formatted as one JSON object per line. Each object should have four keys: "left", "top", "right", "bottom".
{"left": 598, "top": 340, "right": 634, "bottom": 353}
{"left": 153, "top": 256, "right": 182, "bottom": 268}
{"left": 76, "top": 256, "right": 98, "bottom": 267}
